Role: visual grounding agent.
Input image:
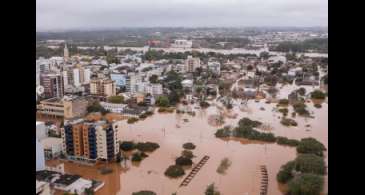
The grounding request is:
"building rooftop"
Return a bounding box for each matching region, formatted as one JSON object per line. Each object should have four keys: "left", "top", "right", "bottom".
{"left": 36, "top": 170, "right": 60, "bottom": 182}
{"left": 40, "top": 137, "right": 62, "bottom": 149}
{"left": 54, "top": 174, "right": 81, "bottom": 186}
{"left": 36, "top": 180, "right": 49, "bottom": 194}
{"left": 36, "top": 121, "right": 45, "bottom": 126}
{"left": 41, "top": 97, "right": 63, "bottom": 103}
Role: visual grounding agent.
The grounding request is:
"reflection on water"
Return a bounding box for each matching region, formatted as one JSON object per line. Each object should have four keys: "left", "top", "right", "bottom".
{"left": 56, "top": 84, "right": 327, "bottom": 195}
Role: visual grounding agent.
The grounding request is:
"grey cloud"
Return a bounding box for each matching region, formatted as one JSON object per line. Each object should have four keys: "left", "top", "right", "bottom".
{"left": 36, "top": 0, "right": 328, "bottom": 31}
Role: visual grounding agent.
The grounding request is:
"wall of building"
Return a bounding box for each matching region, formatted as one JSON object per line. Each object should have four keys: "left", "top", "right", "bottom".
{"left": 36, "top": 139, "right": 45, "bottom": 171}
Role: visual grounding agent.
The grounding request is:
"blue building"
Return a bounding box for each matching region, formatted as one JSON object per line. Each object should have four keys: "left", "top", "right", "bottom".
{"left": 110, "top": 74, "right": 127, "bottom": 87}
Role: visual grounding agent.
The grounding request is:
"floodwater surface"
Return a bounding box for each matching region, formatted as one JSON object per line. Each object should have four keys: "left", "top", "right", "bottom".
{"left": 57, "top": 84, "right": 328, "bottom": 195}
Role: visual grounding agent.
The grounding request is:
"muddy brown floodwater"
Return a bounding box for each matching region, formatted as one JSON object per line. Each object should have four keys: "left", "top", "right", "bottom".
{"left": 55, "top": 84, "right": 327, "bottom": 195}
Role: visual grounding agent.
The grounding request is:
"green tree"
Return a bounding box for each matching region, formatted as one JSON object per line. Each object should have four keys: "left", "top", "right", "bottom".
{"left": 277, "top": 160, "right": 296, "bottom": 183}
{"left": 155, "top": 96, "right": 170, "bottom": 107}
{"left": 181, "top": 150, "right": 194, "bottom": 159}
{"left": 297, "top": 138, "right": 326, "bottom": 157}
{"left": 175, "top": 156, "right": 193, "bottom": 166}
{"left": 287, "top": 173, "right": 324, "bottom": 195}
{"left": 182, "top": 142, "right": 196, "bottom": 150}
{"left": 295, "top": 154, "right": 326, "bottom": 175}
{"left": 84, "top": 188, "right": 94, "bottom": 195}
{"left": 259, "top": 51, "right": 270, "bottom": 59}
{"left": 297, "top": 87, "right": 306, "bottom": 96}
{"left": 87, "top": 101, "right": 108, "bottom": 114}
{"left": 311, "top": 90, "right": 326, "bottom": 99}
{"left": 149, "top": 74, "right": 159, "bottom": 84}
{"left": 205, "top": 183, "right": 220, "bottom": 195}
{"left": 164, "top": 165, "right": 185, "bottom": 178}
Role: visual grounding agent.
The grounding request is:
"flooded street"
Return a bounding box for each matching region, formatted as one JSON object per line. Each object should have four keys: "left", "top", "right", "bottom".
{"left": 57, "top": 84, "right": 327, "bottom": 195}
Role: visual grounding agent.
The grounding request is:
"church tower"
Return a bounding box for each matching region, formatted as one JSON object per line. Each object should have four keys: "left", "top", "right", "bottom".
{"left": 64, "top": 43, "right": 69, "bottom": 62}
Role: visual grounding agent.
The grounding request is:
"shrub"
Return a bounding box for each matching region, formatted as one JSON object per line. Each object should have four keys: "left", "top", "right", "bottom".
{"left": 175, "top": 156, "right": 193, "bottom": 166}
{"left": 205, "top": 183, "right": 221, "bottom": 195}
{"left": 132, "top": 191, "right": 156, "bottom": 195}
{"left": 297, "top": 138, "right": 326, "bottom": 156}
{"left": 216, "top": 158, "right": 232, "bottom": 174}
{"left": 145, "top": 111, "right": 154, "bottom": 116}
{"left": 297, "top": 87, "right": 306, "bottom": 96}
{"left": 293, "top": 102, "right": 310, "bottom": 116}
{"left": 278, "top": 108, "right": 289, "bottom": 116}
{"left": 238, "top": 118, "right": 262, "bottom": 128}
{"left": 120, "top": 141, "right": 136, "bottom": 151}
{"left": 287, "top": 173, "right": 324, "bottom": 195}
{"left": 281, "top": 118, "right": 298, "bottom": 126}
{"left": 131, "top": 152, "right": 143, "bottom": 162}
{"left": 292, "top": 112, "right": 297, "bottom": 117}
{"left": 164, "top": 165, "right": 185, "bottom": 178}
{"left": 311, "top": 90, "right": 326, "bottom": 100}
{"left": 181, "top": 150, "right": 194, "bottom": 159}
{"left": 135, "top": 142, "right": 160, "bottom": 152}
{"left": 139, "top": 113, "right": 148, "bottom": 119}
{"left": 278, "top": 99, "right": 289, "bottom": 106}
{"left": 158, "top": 107, "right": 174, "bottom": 113}
{"left": 215, "top": 127, "right": 231, "bottom": 138}
{"left": 182, "top": 142, "right": 196, "bottom": 150}
{"left": 127, "top": 117, "right": 139, "bottom": 124}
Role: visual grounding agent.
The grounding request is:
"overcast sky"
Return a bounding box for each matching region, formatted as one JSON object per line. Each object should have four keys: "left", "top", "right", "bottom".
{"left": 36, "top": 0, "right": 328, "bottom": 31}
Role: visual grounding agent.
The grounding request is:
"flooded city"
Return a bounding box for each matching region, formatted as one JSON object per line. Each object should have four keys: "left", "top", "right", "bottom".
{"left": 51, "top": 83, "right": 327, "bottom": 195}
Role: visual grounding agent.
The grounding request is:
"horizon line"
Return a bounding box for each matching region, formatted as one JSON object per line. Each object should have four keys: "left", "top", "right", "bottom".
{"left": 36, "top": 26, "right": 328, "bottom": 33}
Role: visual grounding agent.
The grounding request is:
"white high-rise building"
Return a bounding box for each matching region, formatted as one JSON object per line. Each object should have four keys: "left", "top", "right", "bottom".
{"left": 36, "top": 121, "right": 47, "bottom": 141}
{"left": 36, "top": 139, "right": 45, "bottom": 171}
{"left": 95, "top": 124, "right": 119, "bottom": 160}
{"left": 126, "top": 73, "right": 142, "bottom": 94}
{"left": 73, "top": 68, "right": 80, "bottom": 87}
{"left": 62, "top": 71, "right": 69, "bottom": 86}
{"left": 83, "top": 68, "right": 91, "bottom": 84}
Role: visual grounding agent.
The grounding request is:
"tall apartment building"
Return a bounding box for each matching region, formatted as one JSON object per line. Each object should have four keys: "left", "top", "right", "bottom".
{"left": 62, "top": 120, "right": 119, "bottom": 161}
{"left": 90, "top": 78, "right": 116, "bottom": 97}
{"left": 185, "top": 55, "right": 201, "bottom": 72}
{"left": 126, "top": 73, "right": 142, "bottom": 93}
{"left": 63, "top": 67, "right": 91, "bottom": 87}
{"left": 144, "top": 83, "right": 163, "bottom": 96}
{"left": 40, "top": 73, "right": 64, "bottom": 98}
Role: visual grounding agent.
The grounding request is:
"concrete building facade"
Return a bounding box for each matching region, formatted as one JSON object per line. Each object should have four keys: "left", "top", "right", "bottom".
{"left": 90, "top": 79, "right": 116, "bottom": 97}
{"left": 62, "top": 120, "right": 119, "bottom": 162}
